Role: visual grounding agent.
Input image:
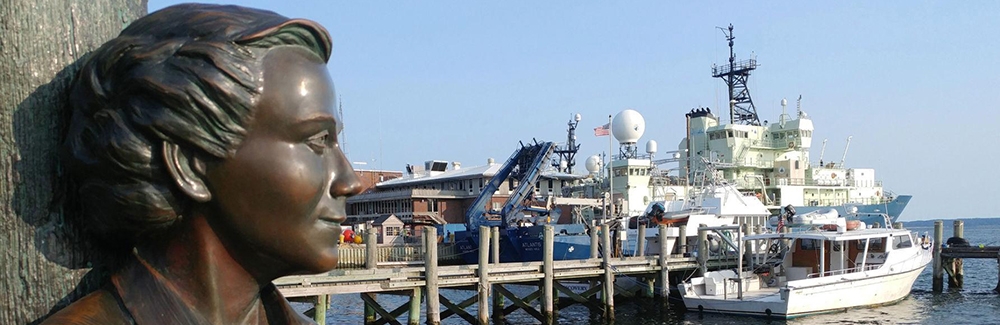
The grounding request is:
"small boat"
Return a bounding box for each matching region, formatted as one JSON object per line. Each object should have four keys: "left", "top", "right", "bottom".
{"left": 678, "top": 214, "right": 933, "bottom": 319}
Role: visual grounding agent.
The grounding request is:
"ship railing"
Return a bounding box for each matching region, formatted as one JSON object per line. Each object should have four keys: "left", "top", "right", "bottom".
{"left": 712, "top": 58, "right": 758, "bottom": 76}
{"left": 806, "top": 263, "right": 880, "bottom": 278}
{"left": 802, "top": 198, "right": 893, "bottom": 207}
{"left": 774, "top": 177, "right": 885, "bottom": 188}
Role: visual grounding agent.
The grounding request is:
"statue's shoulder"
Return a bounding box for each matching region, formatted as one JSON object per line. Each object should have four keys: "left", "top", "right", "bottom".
{"left": 41, "top": 289, "right": 132, "bottom": 325}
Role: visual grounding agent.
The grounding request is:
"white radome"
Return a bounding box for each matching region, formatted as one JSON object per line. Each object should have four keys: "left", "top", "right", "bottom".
{"left": 612, "top": 109, "right": 645, "bottom": 143}
{"left": 646, "top": 140, "right": 658, "bottom": 154}
{"left": 585, "top": 155, "right": 602, "bottom": 173}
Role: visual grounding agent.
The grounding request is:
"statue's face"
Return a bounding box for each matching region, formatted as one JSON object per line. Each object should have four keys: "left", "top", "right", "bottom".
{"left": 203, "top": 46, "right": 361, "bottom": 275}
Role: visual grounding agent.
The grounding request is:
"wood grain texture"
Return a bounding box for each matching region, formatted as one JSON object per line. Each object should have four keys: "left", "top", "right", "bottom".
{"left": 0, "top": 1, "right": 146, "bottom": 323}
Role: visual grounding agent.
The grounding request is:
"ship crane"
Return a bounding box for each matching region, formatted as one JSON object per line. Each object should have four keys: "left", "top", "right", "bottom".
{"left": 466, "top": 140, "right": 556, "bottom": 231}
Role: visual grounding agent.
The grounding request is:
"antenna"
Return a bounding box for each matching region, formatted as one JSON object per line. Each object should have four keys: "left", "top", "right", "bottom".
{"left": 712, "top": 24, "right": 761, "bottom": 126}
{"left": 552, "top": 113, "right": 582, "bottom": 173}
{"left": 818, "top": 139, "right": 828, "bottom": 166}
{"left": 796, "top": 95, "right": 802, "bottom": 115}
{"left": 839, "top": 136, "right": 852, "bottom": 168}
{"left": 779, "top": 98, "right": 789, "bottom": 127}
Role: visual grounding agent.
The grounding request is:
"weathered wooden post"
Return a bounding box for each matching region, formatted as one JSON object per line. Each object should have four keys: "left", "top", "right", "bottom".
{"left": 601, "top": 224, "right": 615, "bottom": 318}
{"left": 933, "top": 220, "right": 944, "bottom": 292}
{"left": 491, "top": 226, "right": 500, "bottom": 264}
{"left": 478, "top": 226, "right": 490, "bottom": 325}
{"left": 697, "top": 224, "right": 709, "bottom": 276}
{"left": 366, "top": 230, "right": 378, "bottom": 268}
{"left": 365, "top": 230, "right": 378, "bottom": 324}
{"left": 492, "top": 226, "right": 504, "bottom": 322}
{"left": 658, "top": 224, "right": 670, "bottom": 298}
{"left": 678, "top": 225, "right": 687, "bottom": 254}
{"left": 408, "top": 288, "right": 421, "bottom": 325}
{"left": 637, "top": 225, "right": 647, "bottom": 257}
{"left": 314, "top": 294, "right": 328, "bottom": 324}
{"left": 950, "top": 220, "right": 965, "bottom": 288}
{"left": 995, "top": 248, "right": 1000, "bottom": 293}
{"left": 424, "top": 226, "right": 441, "bottom": 325}
{"left": 543, "top": 225, "right": 555, "bottom": 324}
{"left": 590, "top": 223, "right": 599, "bottom": 259}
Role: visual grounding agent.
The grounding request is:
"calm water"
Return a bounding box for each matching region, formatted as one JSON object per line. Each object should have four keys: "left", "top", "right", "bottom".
{"left": 306, "top": 219, "right": 1000, "bottom": 324}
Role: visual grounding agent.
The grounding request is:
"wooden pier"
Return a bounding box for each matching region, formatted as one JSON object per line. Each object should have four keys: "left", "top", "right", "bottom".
{"left": 931, "top": 220, "right": 1000, "bottom": 292}
{"left": 276, "top": 224, "right": 743, "bottom": 325}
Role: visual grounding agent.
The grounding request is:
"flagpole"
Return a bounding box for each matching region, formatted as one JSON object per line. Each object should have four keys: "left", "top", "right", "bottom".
{"left": 608, "top": 114, "right": 614, "bottom": 220}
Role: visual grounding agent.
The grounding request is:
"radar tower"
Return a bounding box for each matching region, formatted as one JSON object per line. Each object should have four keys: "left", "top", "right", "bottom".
{"left": 552, "top": 113, "right": 582, "bottom": 173}
{"left": 712, "top": 24, "right": 761, "bottom": 126}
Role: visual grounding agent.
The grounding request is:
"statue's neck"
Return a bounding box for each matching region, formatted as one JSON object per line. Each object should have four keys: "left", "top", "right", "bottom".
{"left": 133, "top": 213, "right": 267, "bottom": 324}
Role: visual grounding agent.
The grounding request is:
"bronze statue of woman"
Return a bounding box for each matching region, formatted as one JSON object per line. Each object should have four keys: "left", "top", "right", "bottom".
{"left": 45, "top": 4, "right": 362, "bottom": 324}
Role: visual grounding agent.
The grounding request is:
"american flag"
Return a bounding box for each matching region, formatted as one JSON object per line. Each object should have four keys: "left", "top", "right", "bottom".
{"left": 594, "top": 123, "right": 610, "bottom": 136}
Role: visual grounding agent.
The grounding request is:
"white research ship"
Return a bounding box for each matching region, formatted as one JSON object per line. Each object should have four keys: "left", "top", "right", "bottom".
{"left": 661, "top": 25, "right": 909, "bottom": 226}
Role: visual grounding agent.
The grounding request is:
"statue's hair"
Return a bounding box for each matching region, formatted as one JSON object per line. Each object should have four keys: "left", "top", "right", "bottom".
{"left": 64, "top": 4, "right": 332, "bottom": 247}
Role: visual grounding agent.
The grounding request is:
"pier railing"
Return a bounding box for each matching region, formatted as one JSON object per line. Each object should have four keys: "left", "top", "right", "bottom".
{"left": 337, "top": 243, "right": 462, "bottom": 268}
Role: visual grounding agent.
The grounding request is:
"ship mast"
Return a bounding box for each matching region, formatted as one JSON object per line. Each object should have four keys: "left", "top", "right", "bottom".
{"left": 712, "top": 24, "right": 761, "bottom": 126}
{"left": 552, "top": 113, "right": 582, "bottom": 173}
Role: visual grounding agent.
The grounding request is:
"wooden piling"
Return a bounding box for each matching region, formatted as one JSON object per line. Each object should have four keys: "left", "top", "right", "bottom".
{"left": 543, "top": 225, "right": 555, "bottom": 324}
{"left": 408, "top": 288, "right": 421, "bottom": 325}
{"left": 637, "top": 225, "right": 647, "bottom": 257}
{"left": 933, "top": 220, "right": 943, "bottom": 292}
{"left": 424, "top": 226, "right": 441, "bottom": 325}
{"left": 366, "top": 230, "right": 378, "bottom": 269}
{"left": 601, "top": 224, "right": 615, "bottom": 317}
{"left": 995, "top": 248, "right": 1000, "bottom": 293}
{"left": 490, "top": 227, "right": 504, "bottom": 322}
{"left": 951, "top": 220, "right": 965, "bottom": 288}
{"left": 314, "top": 294, "right": 328, "bottom": 324}
{"left": 658, "top": 224, "right": 669, "bottom": 298}
{"left": 365, "top": 230, "right": 378, "bottom": 324}
{"left": 491, "top": 226, "right": 500, "bottom": 264}
{"left": 478, "top": 226, "right": 490, "bottom": 325}
{"left": 678, "top": 225, "right": 687, "bottom": 254}
{"left": 697, "top": 224, "right": 709, "bottom": 276}
{"left": 590, "top": 224, "right": 599, "bottom": 259}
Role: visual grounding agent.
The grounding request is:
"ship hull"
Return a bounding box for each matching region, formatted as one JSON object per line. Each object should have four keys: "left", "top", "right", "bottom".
{"left": 454, "top": 224, "right": 591, "bottom": 263}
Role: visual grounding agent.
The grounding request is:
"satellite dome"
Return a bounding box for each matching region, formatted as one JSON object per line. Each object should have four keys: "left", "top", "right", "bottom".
{"left": 612, "top": 109, "right": 645, "bottom": 143}
{"left": 645, "top": 140, "right": 658, "bottom": 154}
{"left": 585, "top": 155, "right": 602, "bottom": 173}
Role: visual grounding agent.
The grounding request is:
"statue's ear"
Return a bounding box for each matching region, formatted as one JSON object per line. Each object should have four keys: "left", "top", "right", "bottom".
{"left": 162, "top": 141, "right": 212, "bottom": 203}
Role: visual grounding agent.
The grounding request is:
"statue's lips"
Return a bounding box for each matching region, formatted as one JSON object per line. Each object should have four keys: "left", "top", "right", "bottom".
{"left": 319, "top": 216, "right": 345, "bottom": 226}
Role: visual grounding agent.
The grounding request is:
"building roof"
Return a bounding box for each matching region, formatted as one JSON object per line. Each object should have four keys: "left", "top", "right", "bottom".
{"left": 376, "top": 163, "right": 589, "bottom": 189}
{"left": 372, "top": 214, "right": 403, "bottom": 225}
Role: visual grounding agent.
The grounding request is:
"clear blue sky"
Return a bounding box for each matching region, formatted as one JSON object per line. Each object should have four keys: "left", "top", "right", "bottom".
{"left": 148, "top": 1, "right": 1000, "bottom": 221}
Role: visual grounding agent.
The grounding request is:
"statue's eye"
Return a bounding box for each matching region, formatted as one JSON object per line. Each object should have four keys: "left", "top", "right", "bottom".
{"left": 307, "top": 130, "right": 331, "bottom": 152}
